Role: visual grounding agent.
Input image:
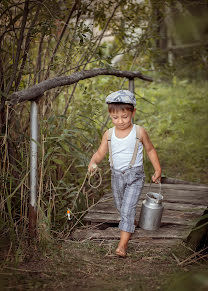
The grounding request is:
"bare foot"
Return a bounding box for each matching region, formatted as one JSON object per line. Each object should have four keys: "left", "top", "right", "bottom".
{"left": 115, "top": 247, "right": 126, "bottom": 257}
{"left": 115, "top": 230, "right": 131, "bottom": 257}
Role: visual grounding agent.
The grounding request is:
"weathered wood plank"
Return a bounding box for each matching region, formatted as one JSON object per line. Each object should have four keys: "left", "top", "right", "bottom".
{"left": 99, "top": 184, "right": 208, "bottom": 196}
{"left": 160, "top": 202, "right": 206, "bottom": 212}
{"left": 142, "top": 189, "right": 208, "bottom": 205}
{"left": 163, "top": 196, "right": 208, "bottom": 205}
{"left": 84, "top": 208, "right": 201, "bottom": 226}
{"left": 84, "top": 212, "right": 120, "bottom": 223}
{"left": 161, "top": 177, "right": 206, "bottom": 186}
{"left": 144, "top": 183, "right": 208, "bottom": 192}
{"left": 88, "top": 200, "right": 206, "bottom": 213}
{"left": 72, "top": 225, "right": 190, "bottom": 241}
{"left": 153, "top": 189, "right": 208, "bottom": 198}
{"left": 161, "top": 209, "right": 200, "bottom": 225}
{"left": 128, "top": 238, "right": 182, "bottom": 246}
{"left": 96, "top": 185, "right": 208, "bottom": 206}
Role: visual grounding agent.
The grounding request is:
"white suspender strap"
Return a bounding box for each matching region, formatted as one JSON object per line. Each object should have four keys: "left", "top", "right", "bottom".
{"left": 108, "top": 127, "right": 113, "bottom": 167}
{"left": 129, "top": 125, "right": 141, "bottom": 168}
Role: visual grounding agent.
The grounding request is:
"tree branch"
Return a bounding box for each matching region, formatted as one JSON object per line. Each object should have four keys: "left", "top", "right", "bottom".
{"left": 8, "top": 68, "right": 153, "bottom": 105}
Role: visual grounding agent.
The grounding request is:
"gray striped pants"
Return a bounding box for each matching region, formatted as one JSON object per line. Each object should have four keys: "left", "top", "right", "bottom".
{"left": 111, "top": 165, "right": 145, "bottom": 233}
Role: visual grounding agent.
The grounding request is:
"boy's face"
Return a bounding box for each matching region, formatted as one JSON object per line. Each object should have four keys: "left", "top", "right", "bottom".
{"left": 109, "top": 108, "right": 136, "bottom": 130}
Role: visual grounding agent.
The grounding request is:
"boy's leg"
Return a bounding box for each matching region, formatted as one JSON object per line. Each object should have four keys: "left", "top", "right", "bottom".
{"left": 117, "top": 169, "right": 145, "bottom": 256}
{"left": 111, "top": 171, "right": 131, "bottom": 256}
{"left": 111, "top": 167, "right": 144, "bottom": 256}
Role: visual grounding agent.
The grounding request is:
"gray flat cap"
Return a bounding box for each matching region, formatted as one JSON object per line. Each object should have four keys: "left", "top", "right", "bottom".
{"left": 105, "top": 90, "right": 136, "bottom": 106}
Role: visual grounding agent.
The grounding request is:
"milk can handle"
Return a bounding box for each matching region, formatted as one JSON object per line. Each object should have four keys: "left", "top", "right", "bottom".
{"left": 149, "top": 181, "right": 162, "bottom": 194}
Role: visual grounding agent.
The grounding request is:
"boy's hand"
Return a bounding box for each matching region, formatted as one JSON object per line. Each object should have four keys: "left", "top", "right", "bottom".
{"left": 88, "top": 162, "right": 98, "bottom": 173}
{"left": 152, "top": 171, "right": 161, "bottom": 184}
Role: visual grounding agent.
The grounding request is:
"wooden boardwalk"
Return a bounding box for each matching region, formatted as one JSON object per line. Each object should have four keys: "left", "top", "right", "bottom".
{"left": 72, "top": 183, "right": 208, "bottom": 245}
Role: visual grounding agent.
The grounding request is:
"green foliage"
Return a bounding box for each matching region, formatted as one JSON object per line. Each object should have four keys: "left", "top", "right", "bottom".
{"left": 134, "top": 80, "right": 208, "bottom": 183}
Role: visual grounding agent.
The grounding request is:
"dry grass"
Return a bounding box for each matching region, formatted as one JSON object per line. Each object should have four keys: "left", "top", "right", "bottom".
{"left": 0, "top": 237, "right": 208, "bottom": 291}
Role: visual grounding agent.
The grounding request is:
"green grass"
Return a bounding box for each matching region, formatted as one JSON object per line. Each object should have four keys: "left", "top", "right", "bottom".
{"left": 135, "top": 80, "right": 208, "bottom": 184}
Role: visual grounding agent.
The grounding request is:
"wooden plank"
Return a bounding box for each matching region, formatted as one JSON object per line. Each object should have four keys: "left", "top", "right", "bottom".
{"left": 99, "top": 184, "right": 208, "bottom": 199}
{"left": 163, "top": 196, "right": 208, "bottom": 205}
{"left": 161, "top": 209, "right": 200, "bottom": 225}
{"left": 160, "top": 202, "right": 206, "bottom": 212}
{"left": 96, "top": 188, "right": 208, "bottom": 206}
{"left": 142, "top": 189, "right": 208, "bottom": 204}
{"left": 84, "top": 212, "right": 120, "bottom": 223}
{"left": 144, "top": 183, "right": 208, "bottom": 192}
{"left": 88, "top": 200, "right": 206, "bottom": 214}
{"left": 128, "top": 238, "right": 182, "bottom": 246}
{"left": 142, "top": 190, "right": 208, "bottom": 196}
{"left": 84, "top": 208, "right": 201, "bottom": 226}
{"left": 161, "top": 177, "right": 206, "bottom": 186}
{"left": 72, "top": 225, "right": 190, "bottom": 241}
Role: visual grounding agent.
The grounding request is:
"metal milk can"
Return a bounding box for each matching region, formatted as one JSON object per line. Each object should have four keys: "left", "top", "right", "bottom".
{"left": 139, "top": 183, "right": 164, "bottom": 231}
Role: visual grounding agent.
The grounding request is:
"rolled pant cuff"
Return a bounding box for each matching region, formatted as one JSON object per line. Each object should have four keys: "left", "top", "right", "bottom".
{"left": 119, "top": 222, "right": 135, "bottom": 233}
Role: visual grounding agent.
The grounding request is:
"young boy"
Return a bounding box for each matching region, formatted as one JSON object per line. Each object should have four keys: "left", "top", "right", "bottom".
{"left": 88, "top": 90, "right": 161, "bottom": 257}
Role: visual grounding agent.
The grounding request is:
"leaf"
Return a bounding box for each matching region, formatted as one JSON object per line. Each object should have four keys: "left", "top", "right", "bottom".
{"left": 52, "top": 158, "right": 64, "bottom": 165}
{"left": 60, "top": 142, "right": 70, "bottom": 153}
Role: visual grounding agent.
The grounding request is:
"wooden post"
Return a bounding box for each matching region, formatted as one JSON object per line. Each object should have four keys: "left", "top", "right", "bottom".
{"left": 129, "top": 78, "right": 135, "bottom": 123}
{"left": 128, "top": 78, "right": 135, "bottom": 93}
{"left": 29, "top": 101, "right": 38, "bottom": 238}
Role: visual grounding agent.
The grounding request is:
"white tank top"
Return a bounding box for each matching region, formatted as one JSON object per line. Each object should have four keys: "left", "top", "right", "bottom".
{"left": 110, "top": 124, "right": 143, "bottom": 171}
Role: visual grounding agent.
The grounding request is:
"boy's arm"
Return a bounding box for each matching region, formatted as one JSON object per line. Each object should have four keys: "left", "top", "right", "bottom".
{"left": 88, "top": 130, "right": 109, "bottom": 172}
{"left": 140, "top": 127, "right": 162, "bottom": 183}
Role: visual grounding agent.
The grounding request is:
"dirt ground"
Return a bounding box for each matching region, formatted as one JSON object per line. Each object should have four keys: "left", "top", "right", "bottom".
{"left": 0, "top": 236, "right": 208, "bottom": 291}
